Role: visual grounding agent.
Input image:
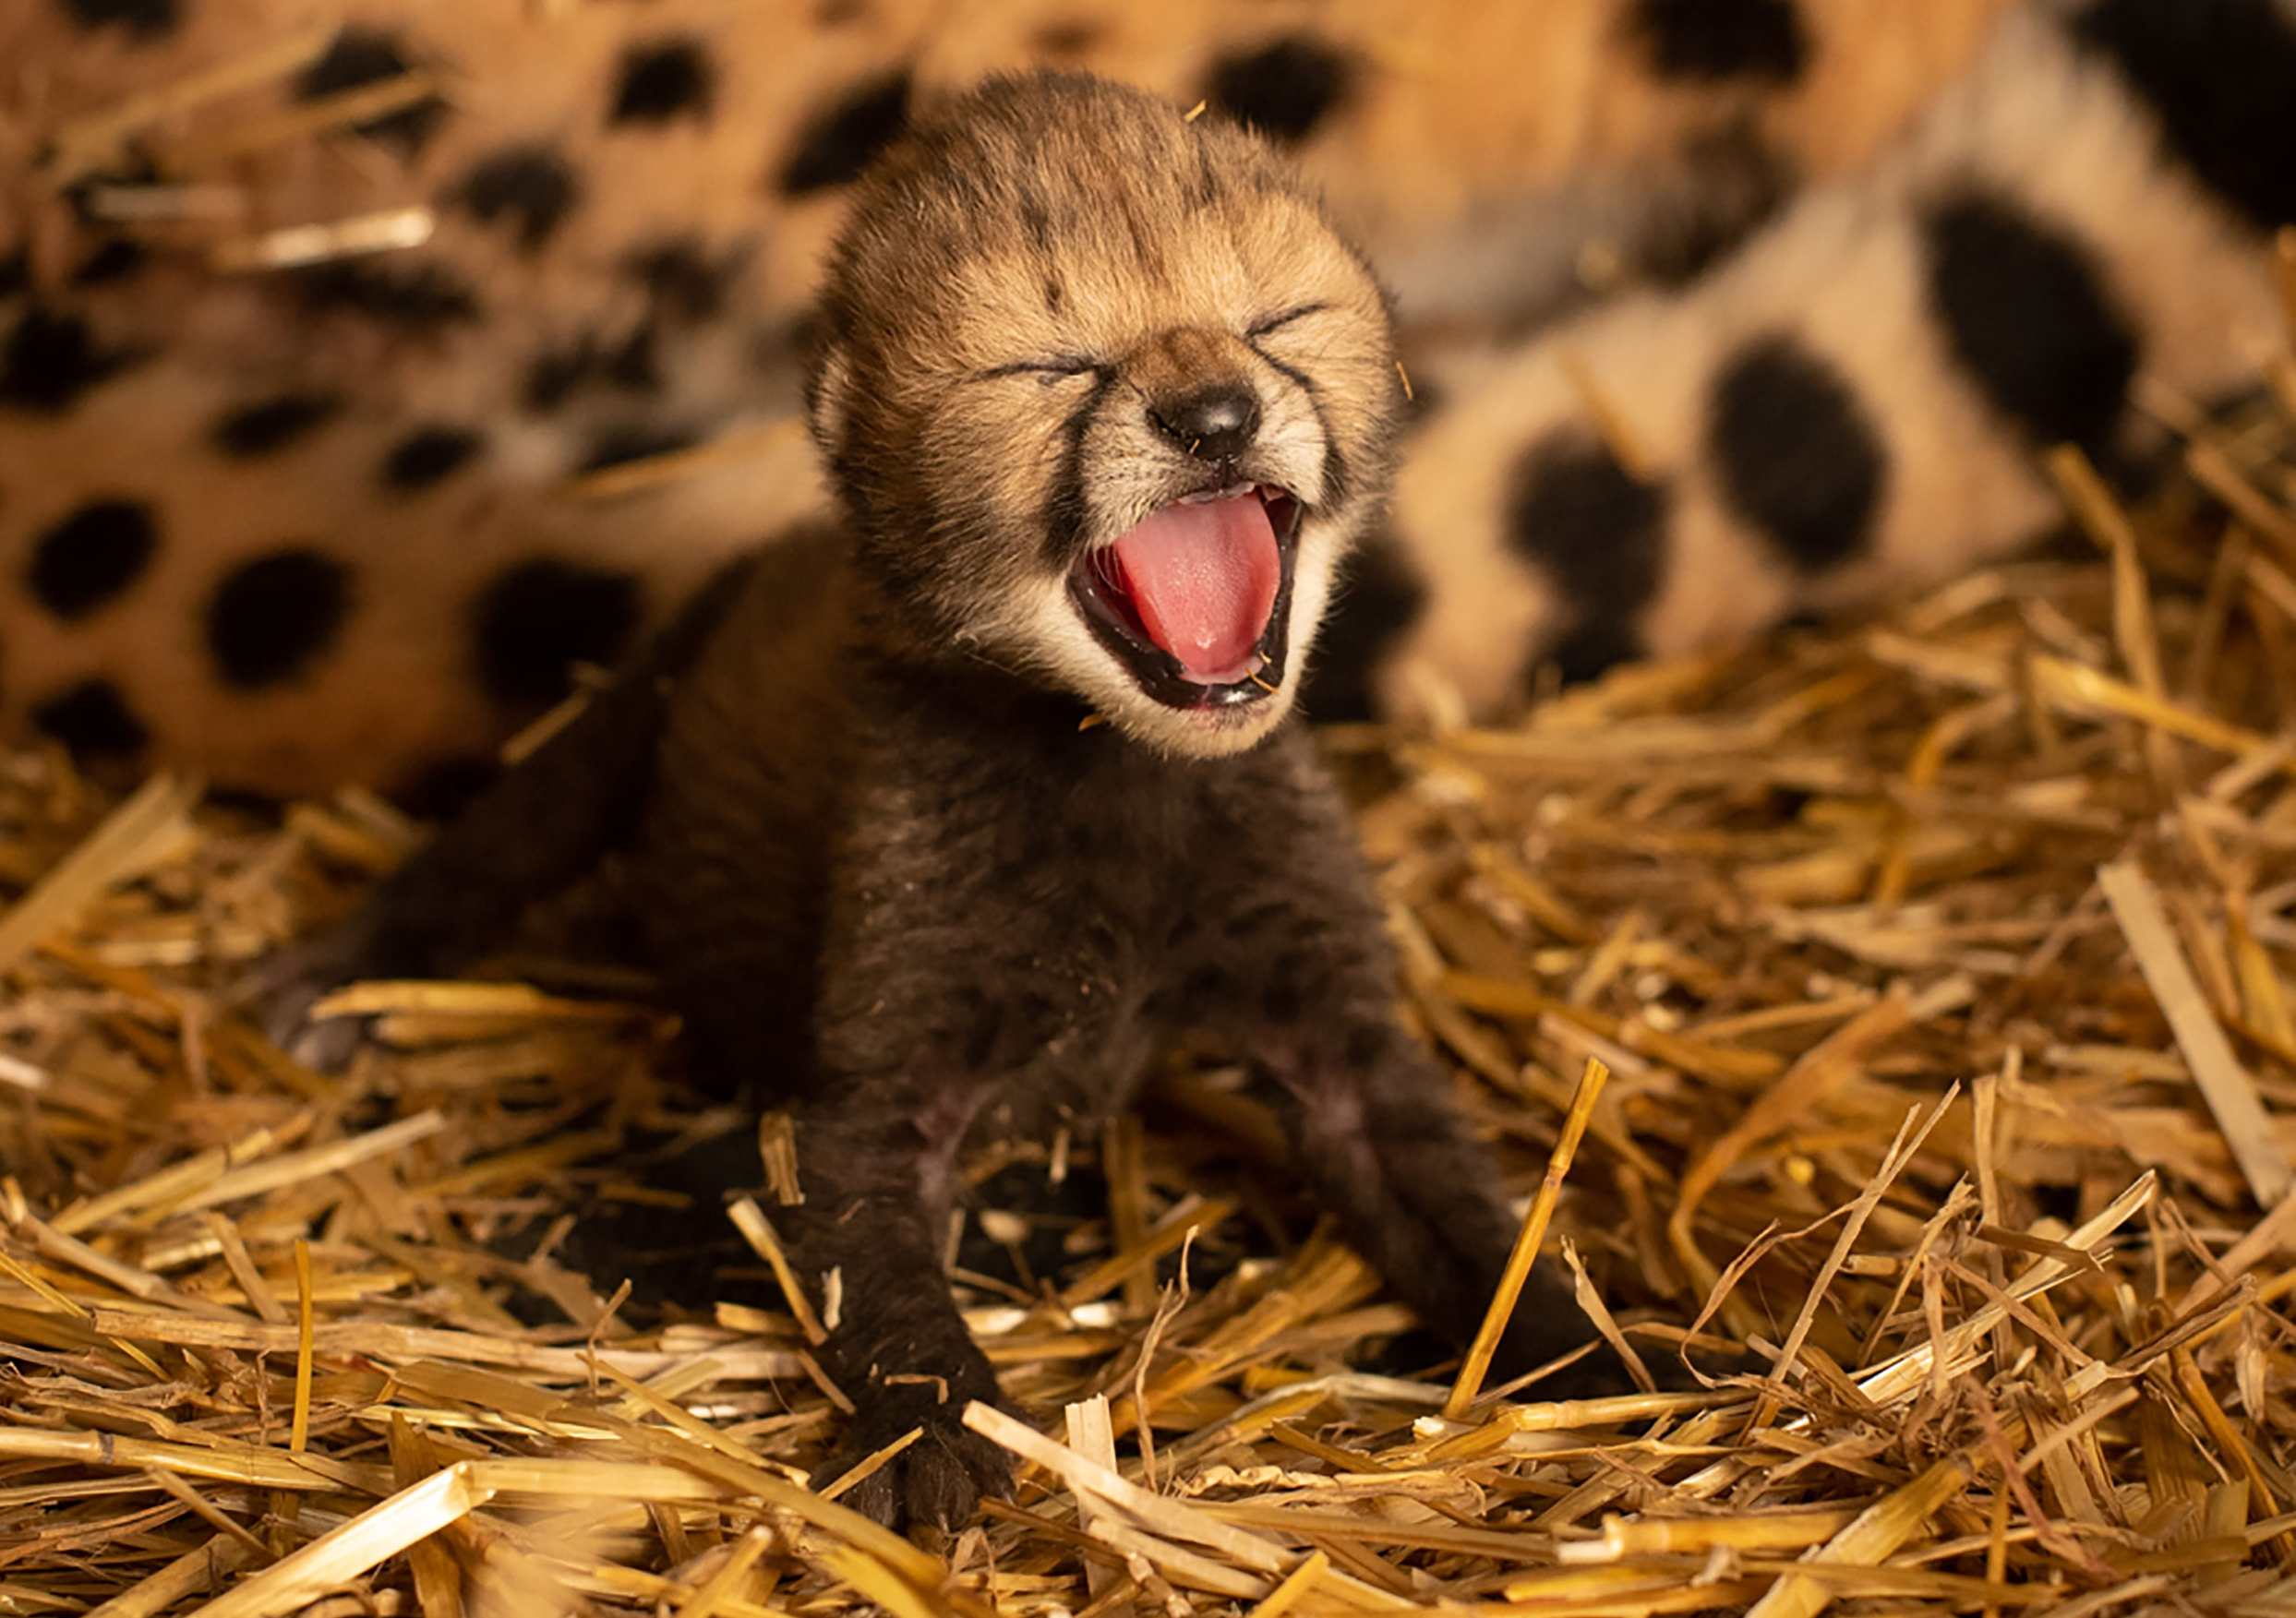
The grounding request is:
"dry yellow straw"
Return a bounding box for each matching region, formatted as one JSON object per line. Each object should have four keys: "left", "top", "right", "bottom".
{"left": 817, "top": 1425, "right": 922, "bottom": 1503}
{"left": 727, "top": 1197, "right": 827, "bottom": 1344}
{"left": 0, "top": 773, "right": 200, "bottom": 975}
{"left": 2100, "top": 861, "right": 2293, "bottom": 1205}
{"left": 1445, "top": 1057, "right": 1608, "bottom": 1418}
{"left": 290, "top": 1240, "right": 315, "bottom": 1455}
{"left": 1244, "top": 1548, "right": 1331, "bottom": 1618}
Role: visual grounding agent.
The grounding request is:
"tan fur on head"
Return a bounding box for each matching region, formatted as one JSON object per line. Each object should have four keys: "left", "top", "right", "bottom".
{"left": 808, "top": 71, "right": 1401, "bottom": 757}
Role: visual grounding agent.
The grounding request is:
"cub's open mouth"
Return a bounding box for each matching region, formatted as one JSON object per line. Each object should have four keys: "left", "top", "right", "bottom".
{"left": 1069, "top": 485, "right": 1302, "bottom": 711}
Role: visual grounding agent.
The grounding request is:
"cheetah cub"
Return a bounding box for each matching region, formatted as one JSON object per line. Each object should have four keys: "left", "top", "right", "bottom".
{"left": 267, "top": 72, "right": 1633, "bottom": 1527}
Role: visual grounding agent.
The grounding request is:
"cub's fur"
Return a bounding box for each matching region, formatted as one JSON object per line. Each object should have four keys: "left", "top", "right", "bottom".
{"left": 265, "top": 73, "right": 1627, "bottom": 1528}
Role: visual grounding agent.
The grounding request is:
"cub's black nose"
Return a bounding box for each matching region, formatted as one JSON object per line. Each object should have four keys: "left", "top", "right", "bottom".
{"left": 1150, "top": 383, "right": 1261, "bottom": 461}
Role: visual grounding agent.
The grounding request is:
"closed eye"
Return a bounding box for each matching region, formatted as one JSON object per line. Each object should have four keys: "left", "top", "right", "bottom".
{"left": 977, "top": 355, "right": 1102, "bottom": 381}
{"left": 1245, "top": 303, "right": 1330, "bottom": 339}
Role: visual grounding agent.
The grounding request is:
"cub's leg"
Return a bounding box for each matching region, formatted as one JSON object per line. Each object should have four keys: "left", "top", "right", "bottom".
{"left": 766, "top": 854, "right": 1170, "bottom": 1527}
{"left": 769, "top": 1067, "right": 1016, "bottom": 1529}
{"left": 1189, "top": 753, "right": 1629, "bottom": 1396}
{"left": 653, "top": 830, "right": 1116, "bottom": 1527}
{"left": 1266, "top": 1021, "right": 1626, "bottom": 1394}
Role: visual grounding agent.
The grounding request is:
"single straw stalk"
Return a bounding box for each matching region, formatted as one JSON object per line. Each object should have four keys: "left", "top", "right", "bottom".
{"left": 1445, "top": 1056, "right": 1608, "bottom": 1419}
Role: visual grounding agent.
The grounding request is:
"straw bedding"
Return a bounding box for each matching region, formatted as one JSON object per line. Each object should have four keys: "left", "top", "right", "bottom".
{"left": 6, "top": 289, "right": 2296, "bottom": 1618}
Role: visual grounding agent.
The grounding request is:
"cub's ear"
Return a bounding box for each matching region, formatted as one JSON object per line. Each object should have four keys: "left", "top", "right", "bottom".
{"left": 806, "top": 340, "right": 853, "bottom": 462}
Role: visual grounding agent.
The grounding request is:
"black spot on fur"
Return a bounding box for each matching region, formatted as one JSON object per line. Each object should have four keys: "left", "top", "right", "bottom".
{"left": 472, "top": 557, "right": 643, "bottom": 707}
{"left": 604, "top": 329, "right": 659, "bottom": 391}
{"left": 454, "top": 143, "right": 583, "bottom": 251}
{"left": 206, "top": 550, "right": 353, "bottom": 689}
{"left": 210, "top": 392, "right": 342, "bottom": 458}
{"left": 32, "top": 679, "right": 147, "bottom": 759}
{"left": 1030, "top": 18, "right": 1104, "bottom": 57}
{"left": 1507, "top": 431, "right": 1669, "bottom": 679}
{"left": 524, "top": 341, "right": 593, "bottom": 413}
{"left": 297, "top": 260, "right": 478, "bottom": 329}
{"left": 1630, "top": 0, "right": 1809, "bottom": 82}
{"left": 1637, "top": 126, "right": 1795, "bottom": 286}
{"left": 579, "top": 425, "right": 699, "bottom": 474}
{"left": 1922, "top": 188, "right": 2139, "bottom": 454}
{"left": 779, "top": 70, "right": 911, "bottom": 195}
{"left": 0, "top": 249, "right": 26, "bottom": 301}
{"left": 625, "top": 237, "right": 742, "bottom": 321}
{"left": 1550, "top": 621, "right": 1648, "bottom": 685}
{"left": 296, "top": 27, "right": 449, "bottom": 153}
{"left": 1206, "top": 35, "right": 1354, "bottom": 145}
{"left": 2069, "top": 0, "right": 2296, "bottom": 234}
{"left": 610, "top": 37, "right": 716, "bottom": 126}
{"left": 1304, "top": 531, "right": 1428, "bottom": 723}
{"left": 524, "top": 330, "right": 659, "bottom": 412}
{"left": 381, "top": 425, "right": 483, "bottom": 491}
{"left": 1707, "top": 335, "right": 1885, "bottom": 572}
{"left": 0, "top": 307, "right": 134, "bottom": 413}
{"left": 54, "top": 0, "right": 178, "bottom": 38}
{"left": 28, "top": 499, "right": 157, "bottom": 619}
{"left": 72, "top": 238, "right": 147, "bottom": 286}
{"left": 298, "top": 27, "right": 404, "bottom": 94}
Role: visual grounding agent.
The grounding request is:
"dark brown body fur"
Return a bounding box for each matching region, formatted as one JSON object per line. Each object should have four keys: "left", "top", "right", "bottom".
{"left": 265, "top": 72, "right": 1621, "bottom": 1528}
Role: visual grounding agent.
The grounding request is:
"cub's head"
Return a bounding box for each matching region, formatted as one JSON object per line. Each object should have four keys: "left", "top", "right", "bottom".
{"left": 810, "top": 71, "right": 1400, "bottom": 756}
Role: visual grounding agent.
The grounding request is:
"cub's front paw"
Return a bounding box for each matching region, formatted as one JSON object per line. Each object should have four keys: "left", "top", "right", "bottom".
{"left": 814, "top": 1384, "right": 1015, "bottom": 1530}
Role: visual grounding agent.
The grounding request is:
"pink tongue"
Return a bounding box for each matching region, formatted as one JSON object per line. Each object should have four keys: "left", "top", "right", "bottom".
{"left": 1109, "top": 495, "right": 1280, "bottom": 682}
